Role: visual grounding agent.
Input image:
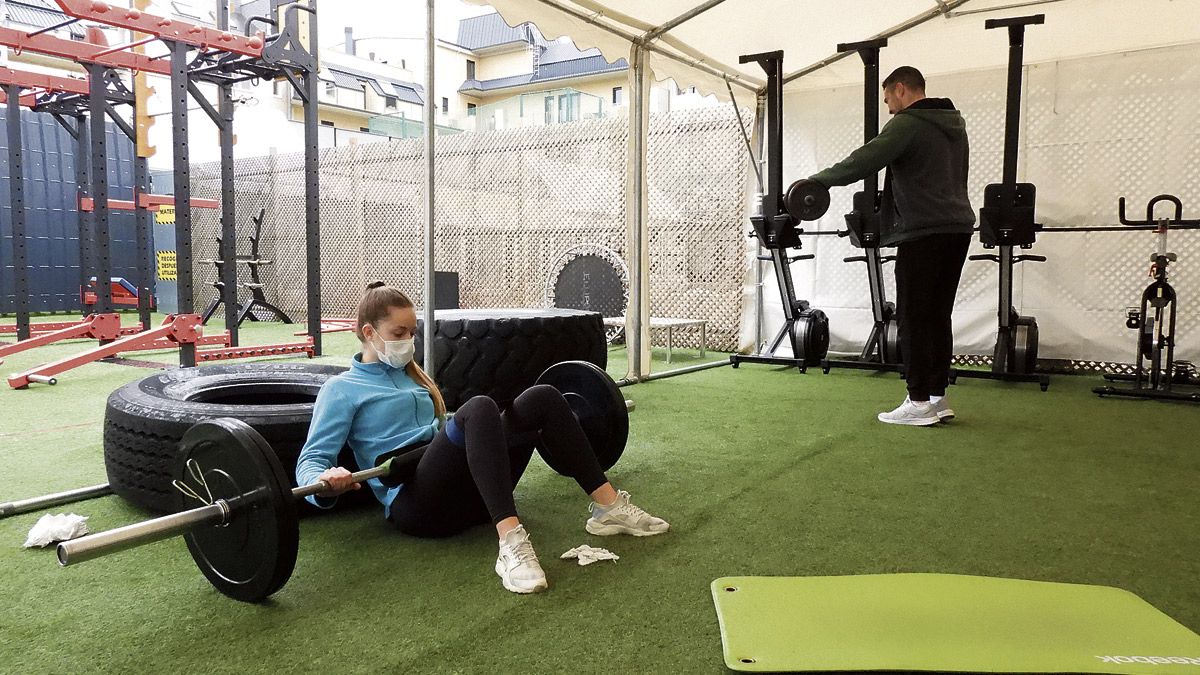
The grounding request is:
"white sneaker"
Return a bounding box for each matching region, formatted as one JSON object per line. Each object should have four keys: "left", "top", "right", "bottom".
{"left": 495, "top": 525, "right": 548, "bottom": 594}
{"left": 586, "top": 490, "right": 670, "bottom": 537}
{"left": 932, "top": 398, "right": 955, "bottom": 422}
{"left": 877, "top": 397, "right": 941, "bottom": 426}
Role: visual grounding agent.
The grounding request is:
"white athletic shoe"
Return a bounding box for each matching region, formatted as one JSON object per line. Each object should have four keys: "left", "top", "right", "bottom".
{"left": 877, "top": 397, "right": 941, "bottom": 426}
{"left": 932, "top": 398, "right": 955, "bottom": 422}
{"left": 495, "top": 525, "right": 548, "bottom": 594}
{"left": 586, "top": 490, "right": 670, "bottom": 537}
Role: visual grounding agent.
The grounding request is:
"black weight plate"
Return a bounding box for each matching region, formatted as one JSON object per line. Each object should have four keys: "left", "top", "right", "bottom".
{"left": 785, "top": 179, "right": 831, "bottom": 222}
{"left": 1013, "top": 316, "right": 1039, "bottom": 375}
{"left": 176, "top": 418, "right": 299, "bottom": 603}
{"left": 535, "top": 361, "right": 628, "bottom": 476}
{"left": 883, "top": 318, "right": 903, "bottom": 364}
{"left": 797, "top": 309, "right": 830, "bottom": 366}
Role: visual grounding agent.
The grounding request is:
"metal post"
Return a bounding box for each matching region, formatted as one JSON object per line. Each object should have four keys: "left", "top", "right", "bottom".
{"left": 626, "top": 44, "right": 649, "bottom": 379}
{"left": 218, "top": 0, "right": 239, "bottom": 345}
{"left": 133, "top": 156, "right": 151, "bottom": 330}
{"left": 422, "top": 0, "right": 436, "bottom": 373}
{"left": 87, "top": 64, "right": 113, "bottom": 319}
{"left": 6, "top": 84, "right": 30, "bottom": 340}
{"left": 751, "top": 93, "right": 766, "bottom": 352}
{"left": 74, "top": 114, "right": 92, "bottom": 319}
{"left": 1001, "top": 24, "right": 1025, "bottom": 188}
{"left": 169, "top": 41, "right": 196, "bottom": 366}
{"left": 303, "top": 2, "right": 322, "bottom": 355}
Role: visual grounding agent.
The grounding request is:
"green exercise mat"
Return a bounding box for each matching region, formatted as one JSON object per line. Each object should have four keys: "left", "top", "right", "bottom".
{"left": 711, "top": 574, "right": 1200, "bottom": 673}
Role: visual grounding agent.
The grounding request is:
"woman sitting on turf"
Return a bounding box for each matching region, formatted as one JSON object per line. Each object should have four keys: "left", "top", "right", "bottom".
{"left": 296, "top": 282, "right": 668, "bottom": 594}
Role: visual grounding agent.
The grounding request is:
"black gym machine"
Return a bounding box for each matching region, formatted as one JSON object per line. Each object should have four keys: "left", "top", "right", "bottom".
{"left": 952, "top": 15, "right": 1050, "bottom": 391}
{"left": 730, "top": 50, "right": 832, "bottom": 372}
{"left": 819, "top": 38, "right": 904, "bottom": 375}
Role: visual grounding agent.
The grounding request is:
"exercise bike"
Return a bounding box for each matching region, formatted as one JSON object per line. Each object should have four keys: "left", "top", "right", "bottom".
{"left": 1095, "top": 194, "right": 1200, "bottom": 402}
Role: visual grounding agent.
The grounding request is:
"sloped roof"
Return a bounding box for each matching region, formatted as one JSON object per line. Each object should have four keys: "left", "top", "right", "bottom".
{"left": 456, "top": 11, "right": 542, "bottom": 51}
{"left": 459, "top": 53, "right": 628, "bottom": 93}
{"left": 322, "top": 65, "right": 424, "bottom": 105}
{"left": 5, "top": 0, "right": 87, "bottom": 38}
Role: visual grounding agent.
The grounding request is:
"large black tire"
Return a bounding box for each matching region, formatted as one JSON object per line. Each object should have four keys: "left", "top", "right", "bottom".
{"left": 415, "top": 308, "right": 606, "bottom": 410}
{"left": 104, "top": 363, "right": 346, "bottom": 513}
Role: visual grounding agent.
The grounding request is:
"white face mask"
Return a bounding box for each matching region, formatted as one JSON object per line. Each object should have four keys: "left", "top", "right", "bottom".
{"left": 371, "top": 333, "right": 415, "bottom": 369}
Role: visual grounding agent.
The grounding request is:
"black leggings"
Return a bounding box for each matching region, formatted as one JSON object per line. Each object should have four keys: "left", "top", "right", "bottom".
{"left": 894, "top": 233, "right": 972, "bottom": 401}
{"left": 387, "top": 384, "right": 609, "bottom": 538}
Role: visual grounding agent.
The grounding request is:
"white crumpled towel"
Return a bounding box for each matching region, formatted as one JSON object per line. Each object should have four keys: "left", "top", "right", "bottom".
{"left": 560, "top": 544, "right": 619, "bottom": 566}
{"left": 23, "top": 513, "right": 89, "bottom": 548}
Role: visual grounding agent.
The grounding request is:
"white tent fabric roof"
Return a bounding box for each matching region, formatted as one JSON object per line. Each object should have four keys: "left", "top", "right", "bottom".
{"left": 467, "top": 0, "right": 1200, "bottom": 96}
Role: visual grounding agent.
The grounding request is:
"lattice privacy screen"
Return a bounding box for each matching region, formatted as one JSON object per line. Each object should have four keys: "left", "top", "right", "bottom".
{"left": 191, "top": 105, "right": 749, "bottom": 354}
{"left": 775, "top": 43, "right": 1200, "bottom": 364}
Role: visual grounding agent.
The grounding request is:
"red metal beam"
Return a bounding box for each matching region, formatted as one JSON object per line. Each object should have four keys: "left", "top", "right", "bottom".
{"left": 79, "top": 195, "right": 220, "bottom": 211}
{"left": 8, "top": 314, "right": 204, "bottom": 389}
{"left": 0, "top": 90, "right": 39, "bottom": 107}
{"left": 197, "top": 337, "right": 315, "bottom": 362}
{"left": 54, "top": 1, "right": 265, "bottom": 57}
{"left": 0, "top": 66, "right": 89, "bottom": 96}
{"left": 0, "top": 313, "right": 122, "bottom": 360}
{"left": 0, "top": 26, "right": 170, "bottom": 75}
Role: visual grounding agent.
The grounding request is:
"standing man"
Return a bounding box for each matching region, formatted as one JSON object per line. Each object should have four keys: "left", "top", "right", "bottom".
{"left": 809, "top": 66, "right": 975, "bottom": 426}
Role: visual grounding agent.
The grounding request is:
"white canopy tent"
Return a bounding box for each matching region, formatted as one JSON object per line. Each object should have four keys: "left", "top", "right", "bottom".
{"left": 428, "top": 0, "right": 1200, "bottom": 378}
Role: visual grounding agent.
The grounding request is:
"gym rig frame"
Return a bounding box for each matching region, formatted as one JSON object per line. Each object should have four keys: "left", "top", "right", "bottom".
{"left": 0, "top": 0, "right": 322, "bottom": 387}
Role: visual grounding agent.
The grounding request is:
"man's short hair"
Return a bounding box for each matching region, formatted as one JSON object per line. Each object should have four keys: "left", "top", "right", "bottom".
{"left": 883, "top": 66, "right": 925, "bottom": 91}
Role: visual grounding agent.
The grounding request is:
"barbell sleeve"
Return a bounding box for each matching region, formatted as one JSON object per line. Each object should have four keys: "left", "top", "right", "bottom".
{"left": 0, "top": 483, "right": 112, "bottom": 519}
{"left": 58, "top": 501, "right": 230, "bottom": 567}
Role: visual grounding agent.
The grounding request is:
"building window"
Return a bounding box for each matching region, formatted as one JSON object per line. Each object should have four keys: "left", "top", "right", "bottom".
{"left": 385, "top": 97, "right": 397, "bottom": 109}
{"left": 320, "top": 120, "right": 335, "bottom": 127}
{"left": 324, "top": 82, "right": 335, "bottom": 98}
{"left": 360, "top": 127, "right": 370, "bottom": 133}
{"left": 467, "top": 103, "right": 477, "bottom": 117}
{"left": 558, "top": 92, "right": 579, "bottom": 123}
{"left": 612, "top": 86, "right": 623, "bottom": 105}
{"left": 441, "top": 97, "right": 449, "bottom": 114}
{"left": 466, "top": 60, "right": 476, "bottom": 80}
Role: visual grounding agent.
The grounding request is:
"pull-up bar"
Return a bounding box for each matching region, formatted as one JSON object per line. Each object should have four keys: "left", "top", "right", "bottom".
{"left": 0, "top": 27, "right": 168, "bottom": 74}
{"left": 53, "top": 0, "right": 266, "bottom": 57}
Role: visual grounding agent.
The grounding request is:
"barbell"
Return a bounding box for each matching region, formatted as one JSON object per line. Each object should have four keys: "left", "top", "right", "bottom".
{"left": 49, "top": 360, "right": 629, "bottom": 603}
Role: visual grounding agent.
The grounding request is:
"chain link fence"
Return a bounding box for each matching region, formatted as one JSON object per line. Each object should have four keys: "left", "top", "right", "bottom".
{"left": 190, "top": 104, "right": 749, "bottom": 354}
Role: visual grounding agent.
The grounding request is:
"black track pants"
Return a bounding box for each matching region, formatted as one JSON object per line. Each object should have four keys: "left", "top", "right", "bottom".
{"left": 387, "top": 385, "right": 609, "bottom": 537}
{"left": 894, "top": 233, "right": 972, "bottom": 401}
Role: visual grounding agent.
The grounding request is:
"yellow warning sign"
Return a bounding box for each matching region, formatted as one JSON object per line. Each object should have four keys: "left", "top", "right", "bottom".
{"left": 157, "top": 251, "right": 177, "bottom": 281}
{"left": 155, "top": 205, "right": 175, "bottom": 225}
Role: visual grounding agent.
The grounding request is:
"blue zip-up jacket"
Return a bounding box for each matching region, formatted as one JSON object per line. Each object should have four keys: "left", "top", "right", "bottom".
{"left": 295, "top": 354, "right": 440, "bottom": 510}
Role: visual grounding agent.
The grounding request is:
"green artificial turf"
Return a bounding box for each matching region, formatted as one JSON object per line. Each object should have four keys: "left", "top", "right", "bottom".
{"left": 1, "top": 316, "right": 1198, "bottom": 673}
